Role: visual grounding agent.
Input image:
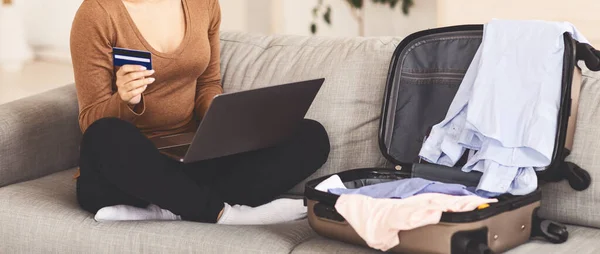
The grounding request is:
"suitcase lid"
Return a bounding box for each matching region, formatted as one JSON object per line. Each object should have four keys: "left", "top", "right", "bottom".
{"left": 378, "top": 25, "right": 575, "bottom": 176}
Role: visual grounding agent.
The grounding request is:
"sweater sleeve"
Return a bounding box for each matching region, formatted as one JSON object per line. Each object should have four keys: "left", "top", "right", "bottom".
{"left": 194, "top": 0, "right": 224, "bottom": 120}
{"left": 70, "top": 0, "right": 145, "bottom": 133}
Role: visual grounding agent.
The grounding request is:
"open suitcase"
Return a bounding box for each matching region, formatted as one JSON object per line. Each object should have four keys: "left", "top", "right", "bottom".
{"left": 304, "top": 25, "right": 600, "bottom": 254}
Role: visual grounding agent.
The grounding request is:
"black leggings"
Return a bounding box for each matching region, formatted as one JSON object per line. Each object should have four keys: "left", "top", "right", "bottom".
{"left": 76, "top": 117, "right": 330, "bottom": 223}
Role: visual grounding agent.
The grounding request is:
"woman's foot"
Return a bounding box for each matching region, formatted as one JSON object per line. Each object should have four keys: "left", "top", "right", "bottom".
{"left": 217, "top": 198, "right": 307, "bottom": 225}
{"left": 94, "top": 204, "right": 181, "bottom": 222}
{"left": 94, "top": 198, "right": 306, "bottom": 225}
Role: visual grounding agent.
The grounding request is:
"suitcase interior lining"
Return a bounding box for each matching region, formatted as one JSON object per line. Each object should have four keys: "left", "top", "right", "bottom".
{"left": 383, "top": 30, "right": 482, "bottom": 164}
{"left": 380, "top": 27, "right": 574, "bottom": 178}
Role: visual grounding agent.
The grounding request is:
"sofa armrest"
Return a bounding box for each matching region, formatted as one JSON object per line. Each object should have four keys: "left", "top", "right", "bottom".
{"left": 0, "top": 85, "right": 81, "bottom": 188}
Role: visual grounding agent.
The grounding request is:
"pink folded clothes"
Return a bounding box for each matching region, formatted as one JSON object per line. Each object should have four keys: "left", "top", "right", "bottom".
{"left": 334, "top": 193, "right": 498, "bottom": 251}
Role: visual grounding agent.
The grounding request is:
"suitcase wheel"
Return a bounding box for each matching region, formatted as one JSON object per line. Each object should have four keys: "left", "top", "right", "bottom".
{"left": 532, "top": 218, "right": 569, "bottom": 244}
{"left": 452, "top": 229, "right": 494, "bottom": 254}
{"left": 466, "top": 242, "right": 493, "bottom": 254}
{"left": 544, "top": 221, "right": 569, "bottom": 244}
{"left": 565, "top": 162, "right": 591, "bottom": 191}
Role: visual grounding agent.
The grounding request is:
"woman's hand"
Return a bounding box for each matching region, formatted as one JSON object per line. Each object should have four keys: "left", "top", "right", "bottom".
{"left": 116, "top": 65, "right": 155, "bottom": 105}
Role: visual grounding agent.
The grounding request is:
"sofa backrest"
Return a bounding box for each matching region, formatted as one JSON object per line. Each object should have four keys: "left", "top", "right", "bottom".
{"left": 539, "top": 64, "right": 600, "bottom": 228}
{"left": 219, "top": 32, "right": 402, "bottom": 194}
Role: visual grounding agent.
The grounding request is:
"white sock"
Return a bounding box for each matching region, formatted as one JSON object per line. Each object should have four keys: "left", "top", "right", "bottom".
{"left": 217, "top": 198, "right": 307, "bottom": 225}
{"left": 94, "top": 204, "right": 181, "bottom": 222}
{"left": 315, "top": 175, "right": 346, "bottom": 192}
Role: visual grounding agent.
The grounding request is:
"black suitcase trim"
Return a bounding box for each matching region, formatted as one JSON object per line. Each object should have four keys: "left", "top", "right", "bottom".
{"left": 305, "top": 168, "right": 541, "bottom": 224}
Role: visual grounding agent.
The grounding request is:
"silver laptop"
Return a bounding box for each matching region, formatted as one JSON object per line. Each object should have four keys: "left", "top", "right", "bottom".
{"left": 149, "top": 78, "right": 325, "bottom": 163}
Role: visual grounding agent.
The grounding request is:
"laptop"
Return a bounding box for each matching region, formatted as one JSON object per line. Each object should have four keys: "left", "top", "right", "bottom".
{"left": 150, "top": 78, "right": 325, "bottom": 163}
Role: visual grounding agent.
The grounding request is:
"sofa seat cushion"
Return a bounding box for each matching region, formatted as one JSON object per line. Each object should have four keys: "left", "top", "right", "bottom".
{"left": 293, "top": 225, "right": 600, "bottom": 254}
{"left": 0, "top": 169, "right": 315, "bottom": 254}
{"left": 292, "top": 237, "right": 380, "bottom": 254}
{"left": 506, "top": 225, "right": 600, "bottom": 254}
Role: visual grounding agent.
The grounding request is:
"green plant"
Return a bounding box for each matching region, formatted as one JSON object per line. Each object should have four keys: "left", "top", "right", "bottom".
{"left": 311, "top": 0, "right": 414, "bottom": 36}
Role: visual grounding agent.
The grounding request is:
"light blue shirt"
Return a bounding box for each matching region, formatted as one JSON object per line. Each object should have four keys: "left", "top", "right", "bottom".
{"left": 419, "top": 20, "right": 588, "bottom": 197}
{"left": 328, "top": 178, "right": 476, "bottom": 199}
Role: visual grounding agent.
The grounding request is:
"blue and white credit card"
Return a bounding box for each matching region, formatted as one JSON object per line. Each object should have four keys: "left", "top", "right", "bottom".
{"left": 112, "top": 47, "right": 153, "bottom": 70}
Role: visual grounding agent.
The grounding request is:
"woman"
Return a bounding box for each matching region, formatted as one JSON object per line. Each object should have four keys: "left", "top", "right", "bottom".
{"left": 70, "top": 0, "right": 330, "bottom": 224}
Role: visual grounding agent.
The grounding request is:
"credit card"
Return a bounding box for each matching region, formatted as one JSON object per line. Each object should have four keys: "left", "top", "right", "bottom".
{"left": 112, "top": 47, "right": 153, "bottom": 70}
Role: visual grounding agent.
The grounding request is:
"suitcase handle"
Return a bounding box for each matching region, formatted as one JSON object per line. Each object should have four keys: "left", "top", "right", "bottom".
{"left": 576, "top": 42, "right": 600, "bottom": 71}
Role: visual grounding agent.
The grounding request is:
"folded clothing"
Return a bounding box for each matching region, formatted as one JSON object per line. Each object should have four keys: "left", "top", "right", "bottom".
{"left": 322, "top": 175, "right": 476, "bottom": 199}
{"left": 335, "top": 193, "right": 498, "bottom": 251}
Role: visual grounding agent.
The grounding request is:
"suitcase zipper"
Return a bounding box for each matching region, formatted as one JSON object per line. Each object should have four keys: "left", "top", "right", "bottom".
{"left": 401, "top": 71, "right": 465, "bottom": 81}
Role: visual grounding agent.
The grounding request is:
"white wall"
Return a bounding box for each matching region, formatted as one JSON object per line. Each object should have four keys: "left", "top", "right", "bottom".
{"left": 437, "top": 0, "right": 600, "bottom": 46}
{"left": 246, "top": 0, "right": 273, "bottom": 34}
{"left": 366, "top": 0, "right": 437, "bottom": 37}
{"left": 16, "top": 0, "right": 437, "bottom": 56}
{"left": 277, "top": 0, "right": 437, "bottom": 37}
{"left": 279, "top": 0, "right": 358, "bottom": 37}
{"left": 219, "top": 0, "right": 248, "bottom": 32}
{"left": 17, "top": 0, "right": 82, "bottom": 51}
{"left": 17, "top": 0, "right": 598, "bottom": 59}
{"left": 14, "top": 0, "right": 254, "bottom": 59}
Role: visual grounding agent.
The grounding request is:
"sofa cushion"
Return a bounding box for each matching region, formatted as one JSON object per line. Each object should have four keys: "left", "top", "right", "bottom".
{"left": 0, "top": 85, "right": 80, "bottom": 189}
{"left": 0, "top": 169, "right": 315, "bottom": 254}
{"left": 219, "top": 32, "right": 401, "bottom": 194}
{"left": 538, "top": 65, "right": 600, "bottom": 228}
{"left": 292, "top": 237, "right": 380, "bottom": 254}
{"left": 506, "top": 225, "right": 600, "bottom": 254}
{"left": 293, "top": 225, "right": 600, "bottom": 254}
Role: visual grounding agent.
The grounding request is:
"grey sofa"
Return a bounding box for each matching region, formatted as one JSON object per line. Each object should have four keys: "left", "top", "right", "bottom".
{"left": 2, "top": 31, "right": 600, "bottom": 253}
